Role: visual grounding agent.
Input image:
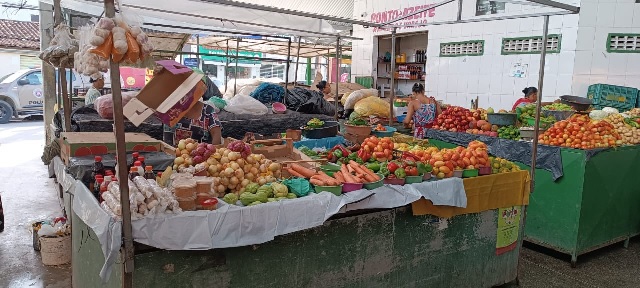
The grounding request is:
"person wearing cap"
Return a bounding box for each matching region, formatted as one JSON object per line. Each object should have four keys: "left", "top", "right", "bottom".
{"left": 85, "top": 74, "right": 105, "bottom": 106}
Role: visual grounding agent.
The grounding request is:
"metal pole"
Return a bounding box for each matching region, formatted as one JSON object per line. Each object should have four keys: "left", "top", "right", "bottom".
{"left": 530, "top": 15, "right": 549, "bottom": 194}
{"left": 457, "top": 0, "right": 463, "bottom": 21}
{"left": 294, "top": 37, "right": 302, "bottom": 85}
{"left": 196, "top": 35, "right": 201, "bottom": 70}
{"left": 516, "top": 14, "right": 549, "bottom": 285}
{"left": 334, "top": 36, "right": 340, "bottom": 120}
{"left": 104, "top": 0, "right": 134, "bottom": 284}
{"left": 234, "top": 38, "right": 239, "bottom": 96}
{"left": 225, "top": 39, "right": 229, "bottom": 90}
{"left": 284, "top": 37, "right": 292, "bottom": 102}
{"left": 389, "top": 28, "right": 397, "bottom": 126}
{"left": 52, "top": 1, "right": 71, "bottom": 132}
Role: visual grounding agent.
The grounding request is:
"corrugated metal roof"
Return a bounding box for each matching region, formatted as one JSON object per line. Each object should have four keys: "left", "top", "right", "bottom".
{"left": 234, "top": 0, "right": 354, "bottom": 20}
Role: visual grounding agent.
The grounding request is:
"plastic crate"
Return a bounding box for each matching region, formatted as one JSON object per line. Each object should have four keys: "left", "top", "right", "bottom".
{"left": 586, "top": 84, "right": 638, "bottom": 112}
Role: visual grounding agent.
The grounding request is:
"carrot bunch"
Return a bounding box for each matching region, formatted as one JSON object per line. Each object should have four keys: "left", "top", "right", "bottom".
{"left": 334, "top": 161, "right": 381, "bottom": 184}
{"left": 287, "top": 163, "right": 341, "bottom": 186}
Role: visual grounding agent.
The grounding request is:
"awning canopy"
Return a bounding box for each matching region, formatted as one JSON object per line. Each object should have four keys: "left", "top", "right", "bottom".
{"left": 192, "top": 36, "right": 352, "bottom": 58}
{"left": 45, "top": 0, "right": 368, "bottom": 38}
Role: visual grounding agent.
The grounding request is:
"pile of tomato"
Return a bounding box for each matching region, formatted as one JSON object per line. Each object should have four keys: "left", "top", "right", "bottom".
{"left": 433, "top": 106, "right": 478, "bottom": 132}
{"left": 359, "top": 136, "right": 394, "bottom": 162}
{"left": 538, "top": 115, "right": 622, "bottom": 149}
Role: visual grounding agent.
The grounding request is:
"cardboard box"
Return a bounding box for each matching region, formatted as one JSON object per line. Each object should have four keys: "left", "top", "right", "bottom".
{"left": 58, "top": 132, "right": 162, "bottom": 165}
{"left": 123, "top": 60, "right": 205, "bottom": 127}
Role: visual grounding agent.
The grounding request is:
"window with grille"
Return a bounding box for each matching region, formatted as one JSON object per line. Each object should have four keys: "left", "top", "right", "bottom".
{"left": 501, "top": 34, "right": 561, "bottom": 55}
{"left": 607, "top": 34, "right": 640, "bottom": 53}
{"left": 440, "top": 40, "right": 484, "bottom": 57}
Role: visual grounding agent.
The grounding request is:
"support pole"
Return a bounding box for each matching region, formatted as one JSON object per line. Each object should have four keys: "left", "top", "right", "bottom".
{"left": 306, "top": 57, "right": 312, "bottom": 85}
{"left": 41, "top": 1, "right": 55, "bottom": 141}
{"left": 457, "top": 0, "right": 463, "bottom": 21}
{"left": 334, "top": 36, "right": 341, "bottom": 121}
{"left": 530, "top": 15, "right": 549, "bottom": 194}
{"left": 196, "top": 35, "right": 201, "bottom": 70}
{"left": 293, "top": 37, "right": 302, "bottom": 85}
{"left": 284, "top": 37, "right": 292, "bottom": 104}
{"left": 104, "top": 0, "right": 134, "bottom": 285}
{"left": 225, "top": 39, "right": 230, "bottom": 90}
{"left": 389, "top": 28, "right": 397, "bottom": 126}
{"left": 52, "top": 0, "right": 71, "bottom": 132}
{"left": 234, "top": 39, "right": 239, "bottom": 96}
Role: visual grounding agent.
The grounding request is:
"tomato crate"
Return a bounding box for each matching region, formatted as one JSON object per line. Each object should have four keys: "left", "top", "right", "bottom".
{"left": 586, "top": 84, "right": 638, "bottom": 112}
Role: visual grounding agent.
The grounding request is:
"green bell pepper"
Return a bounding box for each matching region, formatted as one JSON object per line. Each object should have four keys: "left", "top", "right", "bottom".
{"left": 366, "top": 162, "right": 381, "bottom": 172}
{"left": 394, "top": 168, "right": 406, "bottom": 179}
{"left": 378, "top": 165, "right": 390, "bottom": 177}
{"left": 348, "top": 152, "right": 358, "bottom": 161}
{"left": 333, "top": 150, "right": 343, "bottom": 159}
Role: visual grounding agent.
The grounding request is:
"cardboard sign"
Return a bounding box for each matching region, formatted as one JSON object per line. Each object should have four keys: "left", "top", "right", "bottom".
{"left": 124, "top": 60, "right": 204, "bottom": 126}
{"left": 154, "top": 81, "right": 206, "bottom": 127}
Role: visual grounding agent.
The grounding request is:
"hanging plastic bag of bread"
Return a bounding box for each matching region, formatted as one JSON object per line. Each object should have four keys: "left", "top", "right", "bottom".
{"left": 354, "top": 96, "right": 390, "bottom": 118}
{"left": 344, "top": 88, "right": 377, "bottom": 110}
{"left": 124, "top": 32, "right": 140, "bottom": 63}
{"left": 90, "top": 33, "right": 114, "bottom": 59}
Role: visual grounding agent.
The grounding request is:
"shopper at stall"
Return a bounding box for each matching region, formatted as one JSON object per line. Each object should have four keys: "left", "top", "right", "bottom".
{"left": 170, "top": 100, "right": 223, "bottom": 146}
{"left": 403, "top": 83, "right": 441, "bottom": 139}
{"left": 511, "top": 87, "right": 538, "bottom": 111}
{"left": 84, "top": 74, "right": 104, "bottom": 106}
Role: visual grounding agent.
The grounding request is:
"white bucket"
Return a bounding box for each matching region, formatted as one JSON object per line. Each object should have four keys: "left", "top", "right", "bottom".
{"left": 39, "top": 234, "right": 71, "bottom": 266}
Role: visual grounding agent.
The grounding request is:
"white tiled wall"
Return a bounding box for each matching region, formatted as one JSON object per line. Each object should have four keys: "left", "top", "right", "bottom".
{"left": 571, "top": 0, "right": 640, "bottom": 98}
{"left": 353, "top": 0, "right": 640, "bottom": 111}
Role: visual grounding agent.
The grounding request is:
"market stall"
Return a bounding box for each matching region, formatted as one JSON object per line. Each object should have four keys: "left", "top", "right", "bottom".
{"left": 38, "top": 1, "right": 583, "bottom": 287}
{"left": 425, "top": 106, "right": 640, "bottom": 266}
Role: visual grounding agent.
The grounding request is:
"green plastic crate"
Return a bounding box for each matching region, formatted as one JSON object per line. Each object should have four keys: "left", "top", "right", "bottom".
{"left": 586, "top": 84, "right": 638, "bottom": 112}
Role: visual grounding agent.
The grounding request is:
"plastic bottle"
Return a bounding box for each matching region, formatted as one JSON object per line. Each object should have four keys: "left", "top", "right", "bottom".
{"left": 134, "top": 161, "right": 144, "bottom": 176}
{"left": 100, "top": 176, "right": 112, "bottom": 202}
{"left": 138, "top": 156, "right": 146, "bottom": 169}
{"left": 94, "top": 177, "right": 104, "bottom": 200}
{"left": 90, "top": 156, "right": 105, "bottom": 190}
{"left": 129, "top": 167, "right": 139, "bottom": 181}
{"left": 144, "top": 166, "right": 155, "bottom": 180}
{"left": 130, "top": 152, "right": 140, "bottom": 171}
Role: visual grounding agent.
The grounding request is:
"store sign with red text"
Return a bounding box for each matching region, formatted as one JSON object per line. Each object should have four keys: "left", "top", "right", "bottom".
{"left": 370, "top": 5, "right": 436, "bottom": 32}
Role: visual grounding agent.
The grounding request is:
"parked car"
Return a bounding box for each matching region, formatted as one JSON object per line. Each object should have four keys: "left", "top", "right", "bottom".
{"left": 0, "top": 67, "right": 146, "bottom": 124}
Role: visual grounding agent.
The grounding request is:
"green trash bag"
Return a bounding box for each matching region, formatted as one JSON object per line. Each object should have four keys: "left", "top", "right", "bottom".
{"left": 208, "top": 97, "right": 227, "bottom": 110}
{"left": 282, "top": 178, "right": 311, "bottom": 197}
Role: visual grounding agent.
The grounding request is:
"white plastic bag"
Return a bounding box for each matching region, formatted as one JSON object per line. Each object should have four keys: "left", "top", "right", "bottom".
{"left": 222, "top": 79, "right": 261, "bottom": 99}
{"left": 344, "top": 89, "right": 377, "bottom": 110}
{"left": 224, "top": 95, "right": 269, "bottom": 115}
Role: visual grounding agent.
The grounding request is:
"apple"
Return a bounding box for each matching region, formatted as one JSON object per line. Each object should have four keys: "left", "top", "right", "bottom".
{"left": 186, "top": 143, "right": 196, "bottom": 151}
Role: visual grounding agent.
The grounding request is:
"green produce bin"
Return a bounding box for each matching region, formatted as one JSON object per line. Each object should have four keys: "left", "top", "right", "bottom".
{"left": 429, "top": 139, "right": 640, "bottom": 266}
{"left": 72, "top": 205, "right": 524, "bottom": 288}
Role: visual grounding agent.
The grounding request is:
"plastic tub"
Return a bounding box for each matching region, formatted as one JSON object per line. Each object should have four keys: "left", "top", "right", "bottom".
{"left": 396, "top": 114, "right": 407, "bottom": 123}
{"left": 542, "top": 110, "right": 574, "bottom": 121}
{"left": 344, "top": 124, "right": 372, "bottom": 137}
{"left": 363, "top": 174, "right": 384, "bottom": 190}
{"left": 405, "top": 174, "right": 423, "bottom": 184}
{"left": 560, "top": 95, "right": 592, "bottom": 112}
{"left": 478, "top": 166, "right": 491, "bottom": 175}
{"left": 371, "top": 126, "right": 397, "bottom": 137}
{"left": 462, "top": 169, "right": 479, "bottom": 178}
{"left": 453, "top": 170, "right": 463, "bottom": 178}
{"left": 342, "top": 182, "right": 364, "bottom": 193}
{"left": 195, "top": 177, "right": 213, "bottom": 194}
{"left": 272, "top": 102, "right": 286, "bottom": 114}
{"left": 487, "top": 113, "right": 517, "bottom": 126}
{"left": 301, "top": 121, "right": 340, "bottom": 139}
{"left": 172, "top": 178, "right": 196, "bottom": 198}
{"left": 199, "top": 198, "right": 218, "bottom": 211}
{"left": 176, "top": 195, "right": 197, "bottom": 211}
{"left": 314, "top": 185, "right": 343, "bottom": 196}
{"left": 384, "top": 177, "right": 405, "bottom": 185}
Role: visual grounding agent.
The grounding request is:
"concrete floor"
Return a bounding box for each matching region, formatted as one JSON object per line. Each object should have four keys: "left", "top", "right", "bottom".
{"left": 0, "top": 120, "right": 639, "bottom": 288}
{"left": 0, "top": 119, "right": 71, "bottom": 288}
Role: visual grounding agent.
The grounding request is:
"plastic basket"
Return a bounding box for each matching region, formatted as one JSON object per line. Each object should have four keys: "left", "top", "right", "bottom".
{"left": 587, "top": 84, "right": 638, "bottom": 112}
